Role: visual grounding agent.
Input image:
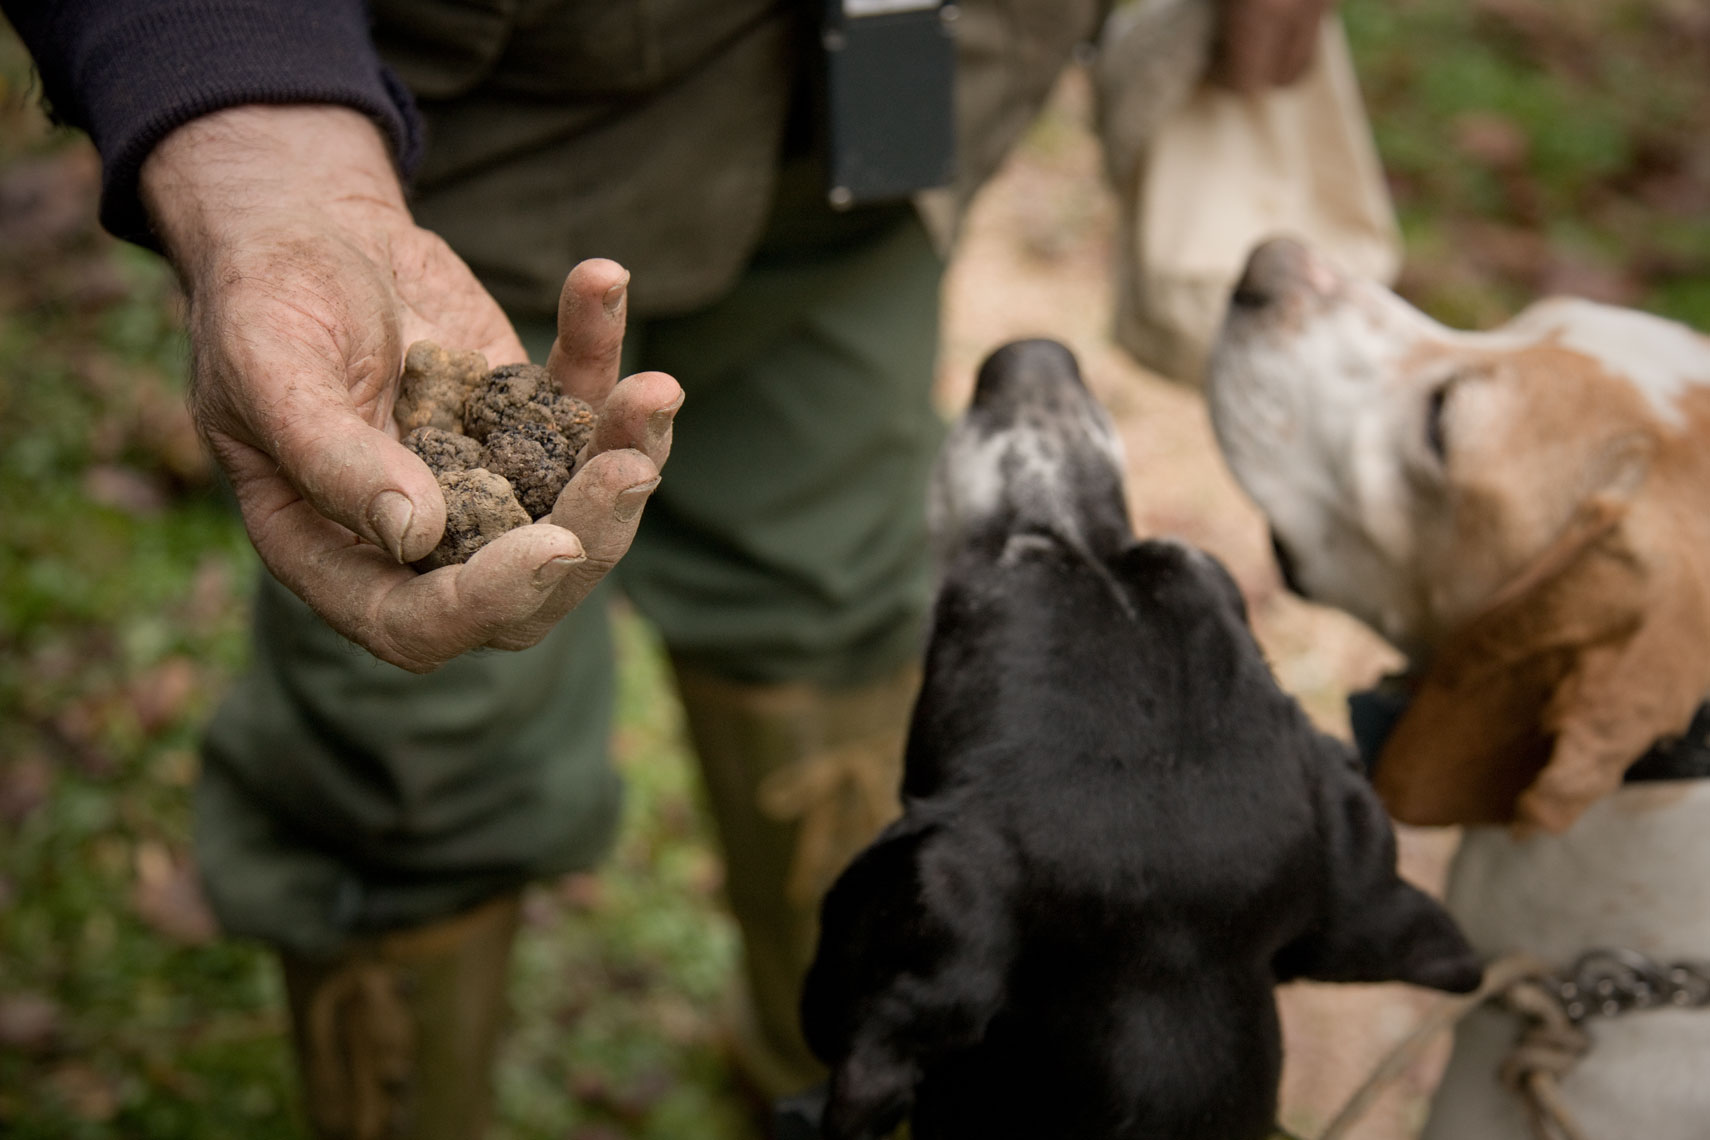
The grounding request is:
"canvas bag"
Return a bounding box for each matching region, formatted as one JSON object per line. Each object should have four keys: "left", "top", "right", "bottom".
{"left": 1100, "top": 12, "right": 1401, "bottom": 385}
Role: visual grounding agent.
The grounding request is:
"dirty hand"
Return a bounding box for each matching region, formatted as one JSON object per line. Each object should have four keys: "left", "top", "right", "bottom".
{"left": 140, "top": 105, "right": 681, "bottom": 672}
{"left": 1212, "top": 0, "right": 1335, "bottom": 93}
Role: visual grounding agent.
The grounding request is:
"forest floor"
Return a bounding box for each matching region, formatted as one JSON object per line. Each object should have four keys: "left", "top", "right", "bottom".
{"left": 2, "top": 1, "right": 1707, "bottom": 1136}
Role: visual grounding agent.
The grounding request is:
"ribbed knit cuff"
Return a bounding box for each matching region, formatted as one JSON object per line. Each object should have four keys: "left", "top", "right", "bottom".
{"left": 19, "top": 0, "right": 422, "bottom": 246}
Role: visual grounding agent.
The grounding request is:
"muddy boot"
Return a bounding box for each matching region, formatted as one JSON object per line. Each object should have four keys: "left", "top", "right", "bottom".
{"left": 671, "top": 661, "right": 919, "bottom": 1102}
{"left": 278, "top": 893, "right": 521, "bottom": 1140}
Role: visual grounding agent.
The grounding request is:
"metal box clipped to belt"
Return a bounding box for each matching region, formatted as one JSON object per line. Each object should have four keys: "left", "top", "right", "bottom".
{"left": 821, "top": 0, "right": 958, "bottom": 207}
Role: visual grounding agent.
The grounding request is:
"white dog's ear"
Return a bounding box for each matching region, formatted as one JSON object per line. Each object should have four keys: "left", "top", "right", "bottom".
{"left": 1373, "top": 492, "right": 1648, "bottom": 828}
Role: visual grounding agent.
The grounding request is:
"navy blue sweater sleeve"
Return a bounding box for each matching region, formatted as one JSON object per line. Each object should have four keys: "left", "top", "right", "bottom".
{"left": 3, "top": 0, "right": 422, "bottom": 245}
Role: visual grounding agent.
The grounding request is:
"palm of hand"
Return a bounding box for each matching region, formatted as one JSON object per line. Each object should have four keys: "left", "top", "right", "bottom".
{"left": 182, "top": 196, "right": 675, "bottom": 670}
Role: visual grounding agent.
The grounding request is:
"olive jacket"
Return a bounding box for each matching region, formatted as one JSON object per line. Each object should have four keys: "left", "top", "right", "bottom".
{"left": 10, "top": 0, "right": 1110, "bottom": 316}
{"left": 377, "top": 0, "right": 1110, "bottom": 316}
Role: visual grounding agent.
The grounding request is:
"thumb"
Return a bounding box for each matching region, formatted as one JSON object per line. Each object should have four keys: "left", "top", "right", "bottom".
{"left": 207, "top": 348, "right": 446, "bottom": 563}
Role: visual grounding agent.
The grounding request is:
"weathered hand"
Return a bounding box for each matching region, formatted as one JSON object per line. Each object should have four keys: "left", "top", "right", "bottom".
{"left": 140, "top": 105, "right": 681, "bottom": 671}
{"left": 1212, "top": 0, "right": 1335, "bottom": 93}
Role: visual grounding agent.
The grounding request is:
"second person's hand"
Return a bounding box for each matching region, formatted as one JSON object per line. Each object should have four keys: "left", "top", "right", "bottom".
{"left": 1212, "top": 0, "right": 1335, "bottom": 93}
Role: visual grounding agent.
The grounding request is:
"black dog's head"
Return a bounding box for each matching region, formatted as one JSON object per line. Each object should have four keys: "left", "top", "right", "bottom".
{"left": 804, "top": 341, "right": 1481, "bottom": 1140}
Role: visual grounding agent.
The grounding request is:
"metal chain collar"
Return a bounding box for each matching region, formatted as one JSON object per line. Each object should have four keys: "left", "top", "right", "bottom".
{"left": 1542, "top": 947, "right": 1710, "bottom": 1024}
{"left": 1316, "top": 949, "right": 1710, "bottom": 1140}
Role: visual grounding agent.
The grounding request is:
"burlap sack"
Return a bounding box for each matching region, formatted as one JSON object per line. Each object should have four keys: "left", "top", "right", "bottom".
{"left": 1099, "top": 10, "right": 1400, "bottom": 384}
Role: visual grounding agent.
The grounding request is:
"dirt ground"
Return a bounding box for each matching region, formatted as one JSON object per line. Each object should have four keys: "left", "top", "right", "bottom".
{"left": 939, "top": 69, "right": 1459, "bottom": 1140}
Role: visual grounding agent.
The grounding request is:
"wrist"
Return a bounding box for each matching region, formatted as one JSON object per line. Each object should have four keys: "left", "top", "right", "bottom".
{"left": 139, "top": 104, "right": 410, "bottom": 284}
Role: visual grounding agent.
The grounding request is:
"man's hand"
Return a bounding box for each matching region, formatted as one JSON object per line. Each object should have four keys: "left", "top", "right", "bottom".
{"left": 1213, "top": 0, "right": 1335, "bottom": 93}
{"left": 141, "top": 104, "right": 682, "bottom": 672}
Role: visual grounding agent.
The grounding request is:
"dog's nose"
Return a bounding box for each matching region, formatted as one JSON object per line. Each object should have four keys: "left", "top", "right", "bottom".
{"left": 1231, "top": 238, "right": 1326, "bottom": 310}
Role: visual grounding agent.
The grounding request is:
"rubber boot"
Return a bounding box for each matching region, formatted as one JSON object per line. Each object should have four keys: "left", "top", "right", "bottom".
{"left": 670, "top": 661, "right": 919, "bottom": 1102}
{"left": 278, "top": 893, "right": 521, "bottom": 1140}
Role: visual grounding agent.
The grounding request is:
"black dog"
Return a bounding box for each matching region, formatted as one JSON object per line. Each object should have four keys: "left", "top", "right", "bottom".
{"left": 799, "top": 341, "right": 1483, "bottom": 1140}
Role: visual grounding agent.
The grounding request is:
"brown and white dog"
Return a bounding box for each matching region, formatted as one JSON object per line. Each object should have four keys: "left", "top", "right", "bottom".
{"left": 1206, "top": 237, "right": 1710, "bottom": 1139}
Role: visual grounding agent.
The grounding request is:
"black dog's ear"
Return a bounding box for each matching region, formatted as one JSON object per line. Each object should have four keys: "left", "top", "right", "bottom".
{"left": 1275, "top": 876, "right": 1484, "bottom": 994}
{"left": 802, "top": 817, "right": 1016, "bottom": 1140}
{"left": 1274, "top": 738, "right": 1483, "bottom": 994}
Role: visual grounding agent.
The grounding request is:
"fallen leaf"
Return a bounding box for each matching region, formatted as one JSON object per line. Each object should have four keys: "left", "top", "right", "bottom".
{"left": 1652, "top": 0, "right": 1710, "bottom": 48}
{"left": 570, "top": 1127, "right": 625, "bottom": 1140}
{"left": 0, "top": 993, "right": 61, "bottom": 1054}
{"left": 684, "top": 848, "right": 724, "bottom": 898}
{"left": 84, "top": 464, "right": 169, "bottom": 517}
{"left": 52, "top": 699, "right": 117, "bottom": 778}
{"left": 603, "top": 960, "right": 654, "bottom": 995}
{"left": 568, "top": 1068, "right": 612, "bottom": 1105}
{"left": 611, "top": 1067, "right": 675, "bottom": 1118}
{"left": 132, "top": 841, "right": 218, "bottom": 946}
{"left": 180, "top": 556, "right": 237, "bottom": 634}
{"left": 135, "top": 388, "right": 212, "bottom": 487}
{"left": 1457, "top": 221, "right": 1551, "bottom": 285}
{"left": 56, "top": 254, "right": 132, "bottom": 313}
{"left": 651, "top": 994, "right": 706, "bottom": 1045}
{"left": 1538, "top": 259, "right": 1642, "bottom": 306}
{"left": 1632, "top": 169, "right": 1709, "bottom": 216}
{"left": 1472, "top": 0, "right": 1600, "bottom": 81}
{"left": 567, "top": 1066, "right": 674, "bottom": 1124}
{"left": 1453, "top": 112, "right": 1529, "bottom": 170}
{"left": 142, "top": 1054, "right": 206, "bottom": 1101}
{"left": 127, "top": 657, "right": 198, "bottom": 734}
{"left": 47, "top": 1062, "right": 120, "bottom": 1123}
{"left": 0, "top": 146, "right": 100, "bottom": 259}
{"left": 557, "top": 872, "right": 606, "bottom": 913}
{"left": 0, "top": 754, "right": 52, "bottom": 824}
{"left": 71, "top": 351, "right": 210, "bottom": 490}
{"left": 521, "top": 890, "right": 559, "bottom": 929}
{"left": 153, "top": 748, "right": 198, "bottom": 789}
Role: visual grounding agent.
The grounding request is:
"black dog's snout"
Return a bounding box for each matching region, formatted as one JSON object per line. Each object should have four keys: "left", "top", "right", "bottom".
{"left": 970, "top": 338, "right": 1086, "bottom": 412}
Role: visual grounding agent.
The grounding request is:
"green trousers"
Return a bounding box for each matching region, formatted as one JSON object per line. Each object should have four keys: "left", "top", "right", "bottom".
{"left": 193, "top": 203, "right": 945, "bottom": 956}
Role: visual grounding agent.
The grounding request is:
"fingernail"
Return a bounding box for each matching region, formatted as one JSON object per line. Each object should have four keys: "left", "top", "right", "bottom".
{"left": 642, "top": 415, "right": 670, "bottom": 454}
{"left": 645, "top": 401, "right": 680, "bottom": 451}
{"left": 603, "top": 276, "right": 629, "bottom": 318}
{"left": 533, "top": 552, "right": 585, "bottom": 590}
{"left": 368, "top": 490, "right": 415, "bottom": 562}
{"left": 614, "top": 477, "right": 660, "bottom": 522}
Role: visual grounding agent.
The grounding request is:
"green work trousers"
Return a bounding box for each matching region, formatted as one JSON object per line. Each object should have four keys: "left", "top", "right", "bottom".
{"left": 193, "top": 202, "right": 945, "bottom": 955}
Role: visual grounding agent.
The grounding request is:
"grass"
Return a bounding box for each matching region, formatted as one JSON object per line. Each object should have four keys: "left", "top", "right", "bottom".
{"left": 1344, "top": 0, "right": 1710, "bottom": 330}
{"left": 2, "top": 1, "right": 1707, "bottom": 1136}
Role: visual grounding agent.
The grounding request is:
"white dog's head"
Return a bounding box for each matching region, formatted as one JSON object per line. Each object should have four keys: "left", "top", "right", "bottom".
{"left": 1207, "top": 238, "right": 1710, "bottom": 831}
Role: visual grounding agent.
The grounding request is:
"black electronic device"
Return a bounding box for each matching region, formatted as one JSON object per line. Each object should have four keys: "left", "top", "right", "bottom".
{"left": 821, "top": 0, "right": 957, "bottom": 208}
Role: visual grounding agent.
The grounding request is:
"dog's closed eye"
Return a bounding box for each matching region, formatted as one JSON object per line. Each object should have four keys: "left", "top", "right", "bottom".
{"left": 1425, "top": 384, "right": 1450, "bottom": 461}
{"left": 1421, "top": 365, "right": 1488, "bottom": 464}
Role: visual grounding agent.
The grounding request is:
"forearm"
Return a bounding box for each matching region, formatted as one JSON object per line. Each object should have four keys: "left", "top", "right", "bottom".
{"left": 141, "top": 104, "right": 409, "bottom": 284}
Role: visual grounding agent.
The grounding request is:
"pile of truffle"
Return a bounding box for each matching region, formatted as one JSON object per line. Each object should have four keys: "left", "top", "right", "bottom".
{"left": 394, "top": 341, "right": 596, "bottom": 570}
